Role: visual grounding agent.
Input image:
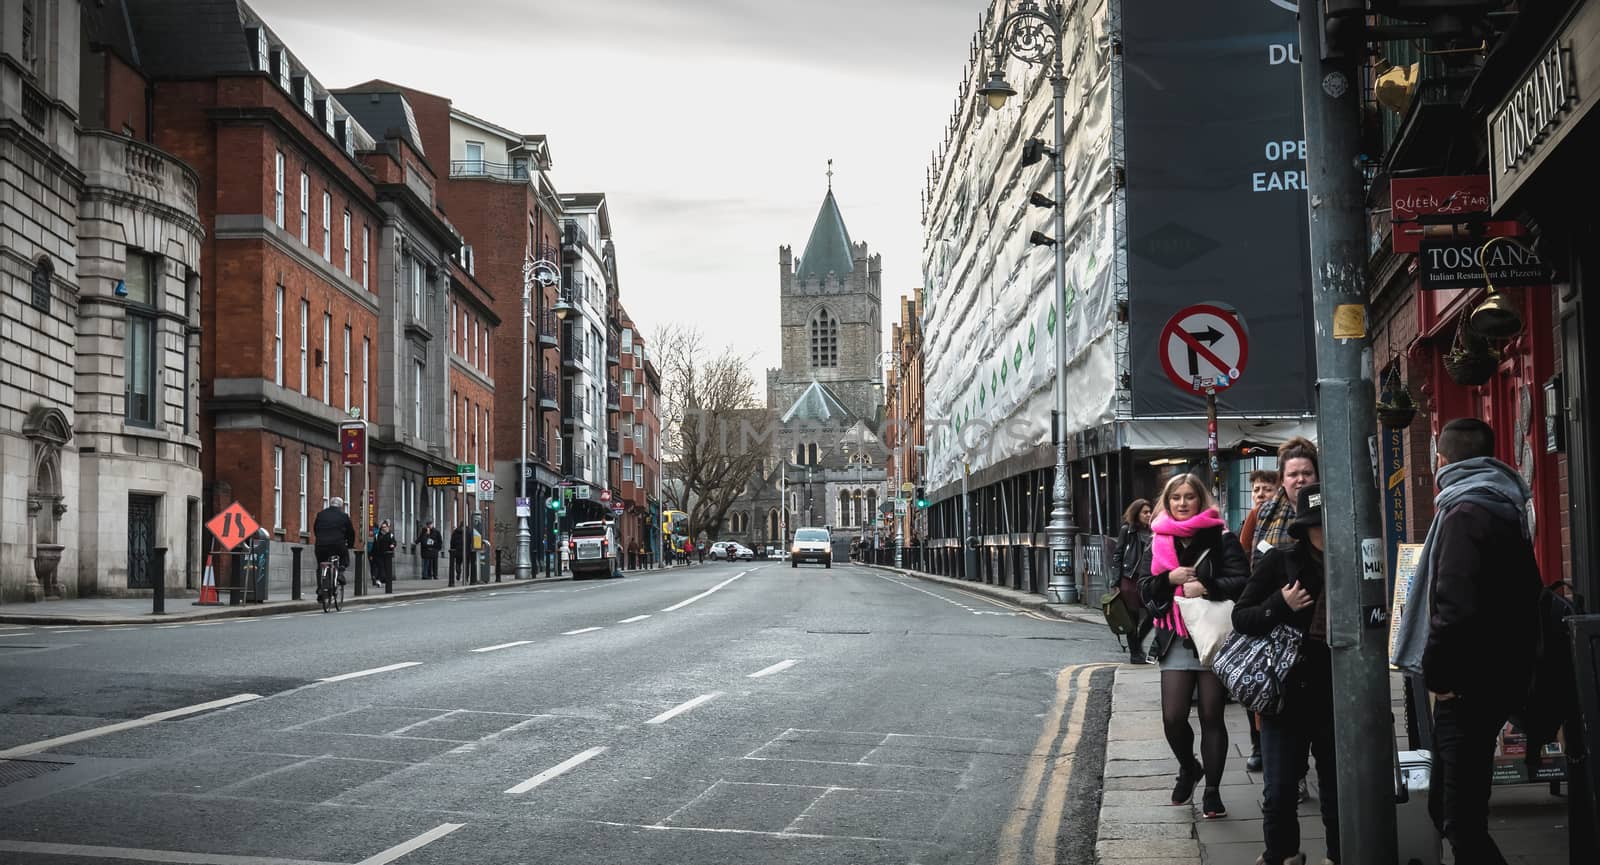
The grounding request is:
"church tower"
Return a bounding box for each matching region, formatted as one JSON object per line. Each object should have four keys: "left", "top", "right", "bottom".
{"left": 771, "top": 181, "right": 884, "bottom": 428}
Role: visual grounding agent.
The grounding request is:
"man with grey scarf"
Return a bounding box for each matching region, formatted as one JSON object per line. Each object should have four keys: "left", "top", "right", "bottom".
{"left": 1391, "top": 418, "right": 1541, "bottom": 865}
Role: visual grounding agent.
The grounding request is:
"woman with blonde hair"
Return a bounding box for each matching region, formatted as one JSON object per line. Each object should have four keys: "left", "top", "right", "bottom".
{"left": 1139, "top": 473, "right": 1250, "bottom": 818}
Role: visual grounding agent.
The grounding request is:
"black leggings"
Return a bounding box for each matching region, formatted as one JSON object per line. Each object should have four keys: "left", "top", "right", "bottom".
{"left": 1161, "top": 668, "right": 1230, "bottom": 789}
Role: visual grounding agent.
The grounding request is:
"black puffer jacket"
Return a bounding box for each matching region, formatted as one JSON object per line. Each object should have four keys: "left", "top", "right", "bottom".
{"left": 1138, "top": 526, "right": 1250, "bottom": 660}
{"left": 1233, "top": 540, "right": 1332, "bottom": 715}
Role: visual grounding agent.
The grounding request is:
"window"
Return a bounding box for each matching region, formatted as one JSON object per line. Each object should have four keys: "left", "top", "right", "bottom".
{"left": 482, "top": 324, "right": 488, "bottom": 370}
{"left": 622, "top": 370, "right": 634, "bottom": 395}
{"left": 323, "top": 459, "right": 332, "bottom": 507}
{"left": 634, "top": 464, "right": 643, "bottom": 487}
{"left": 361, "top": 337, "right": 370, "bottom": 418}
{"left": 411, "top": 259, "right": 423, "bottom": 320}
{"left": 463, "top": 140, "right": 484, "bottom": 171}
{"left": 414, "top": 361, "right": 424, "bottom": 436}
{"left": 298, "top": 300, "right": 309, "bottom": 395}
{"left": 298, "top": 453, "right": 308, "bottom": 532}
{"left": 29, "top": 257, "right": 52, "bottom": 312}
{"left": 124, "top": 251, "right": 159, "bottom": 426}
{"left": 635, "top": 418, "right": 644, "bottom": 446}
{"left": 621, "top": 328, "right": 633, "bottom": 352}
{"left": 321, "top": 191, "right": 331, "bottom": 260}
{"left": 360, "top": 224, "right": 369, "bottom": 289}
{"left": 636, "top": 378, "right": 644, "bottom": 399}
{"left": 450, "top": 391, "right": 457, "bottom": 458}
{"left": 273, "top": 286, "right": 284, "bottom": 386}
{"left": 274, "top": 151, "right": 285, "bottom": 227}
{"left": 273, "top": 447, "right": 284, "bottom": 530}
{"left": 321, "top": 313, "right": 331, "bottom": 403}
{"left": 342, "top": 327, "right": 351, "bottom": 411}
{"left": 299, "top": 172, "right": 309, "bottom": 243}
{"left": 839, "top": 490, "right": 851, "bottom": 526}
{"left": 622, "top": 412, "right": 633, "bottom": 440}
{"left": 451, "top": 301, "right": 458, "bottom": 353}
{"left": 470, "top": 318, "right": 478, "bottom": 366}
{"left": 342, "top": 210, "right": 352, "bottom": 275}
{"left": 810, "top": 308, "right": 838, "bottom": 368}
{"left": 623, "top": 454, "right": 633, "bottom": 480}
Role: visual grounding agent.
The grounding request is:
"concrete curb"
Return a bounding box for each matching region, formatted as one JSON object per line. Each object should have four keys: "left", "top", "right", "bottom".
{"left": 861, "top": 562, "right": 1105, "bottom": 625}
{"left": 0, "top": 565, "right": 683, "bottom": 626}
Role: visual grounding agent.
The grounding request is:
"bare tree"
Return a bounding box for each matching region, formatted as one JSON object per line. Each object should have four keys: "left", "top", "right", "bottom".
{"left": 655, "top": 324, "right": 767, "bottom": 542}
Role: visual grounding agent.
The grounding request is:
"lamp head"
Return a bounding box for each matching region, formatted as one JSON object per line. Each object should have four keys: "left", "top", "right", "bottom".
{"left": 1470, "top": 291, "right": 1524, "bottom": 340}
{"left": 978, "top": 71, "right": 1017, "bottom": 110}
{"left": 1028, "top": 231, "right": 1058, "bottom": 247}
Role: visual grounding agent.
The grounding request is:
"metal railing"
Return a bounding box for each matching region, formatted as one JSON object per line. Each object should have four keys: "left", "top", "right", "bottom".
{"left": 449, "top": 160, "right": 529, "bottom": 181}
{"left": 561, "top": 220, "right": 588, "bottom": 250}
{"left": 563, "top": 332, "right": 585, "bottom": 363}
{"left": 540, "top": 371, "right": 559, "bottom": 404}
{"left": 538, "top": 311, "right": 559, "bottom": 343}
{"left": 606, "top": 383, "right": 620, "bottom": 408}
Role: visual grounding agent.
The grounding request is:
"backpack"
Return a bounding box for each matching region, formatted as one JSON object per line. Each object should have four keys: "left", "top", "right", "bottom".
{"left": 1509, "top": 581, "right": 1577, "bottom": 752}
{"left": 1101, "top": 587, "right": 1136, "bottom": 640}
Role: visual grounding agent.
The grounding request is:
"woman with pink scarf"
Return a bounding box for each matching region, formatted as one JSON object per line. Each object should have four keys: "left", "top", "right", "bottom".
{"left": 1138, "top": 472, "right": 1250, "bottom": 819}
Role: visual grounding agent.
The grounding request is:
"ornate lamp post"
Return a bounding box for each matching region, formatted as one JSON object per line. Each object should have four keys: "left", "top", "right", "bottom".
{"left": 519, "top": 255, "right": 560, "bottom": 581}
{"left": 977, "top": 0, "right": 1079, "bottom": 604}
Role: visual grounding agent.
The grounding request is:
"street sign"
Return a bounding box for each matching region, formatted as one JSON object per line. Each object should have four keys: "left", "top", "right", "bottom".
{"left": 207, "top": 501, "right": 260, "bottom": 551}
{"left": 1159, "top": 303, "right": 1248, "bottom": 393}
{"left": 600, "top": 488, "right": 612, "bottom": 503}
{"left": 900, "top": 482, "right": 914, "bottom": 493}
{"left": 516, "top": 497, "right": 530, "bottom": 517}
{"left": 611, "top": 502, "right": 626, "bottom": 515}
{"left": 340, "top": 425, "right": 366, "bottom": 466}
{"left": 479, "top": 478, "right": 495, "bottom": 501}
{"left": 426, "top": 474, "right": 462, "bottom": 488}
{"left": 457, "top": 463, "right": 476, "bottom": 476}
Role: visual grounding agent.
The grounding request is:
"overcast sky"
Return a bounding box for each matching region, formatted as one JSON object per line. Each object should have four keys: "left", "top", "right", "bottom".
{"left": 251, "top": 0, "right": 982, "bottom": 394}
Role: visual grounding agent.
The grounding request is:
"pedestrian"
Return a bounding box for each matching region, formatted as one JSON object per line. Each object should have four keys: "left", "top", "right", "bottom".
{"left": 1391, "top": 418, "right": 1541, "bottom": 865}
{"left": 1139, "top": 472, "right": 1249, "bottom": 819}
{"left": 419, "top": 519, "right": 442, "bottom": 579}
{"left": 696, "top": 541, "right": 705, "bottom": 565}
{"left": 372, "top": 520, "right": 396, "bottom": 586}
{"left": 449, "top": 523, "right": 464, "bottom": 584}
{"left": 684, "top": 539, "right": 695, "bottom": 566}
{"left": 1237, "top": 468, "right": 1280, "bottom": 553}
{"left": 1246, "top": 439, "right": 1319, "bottom": 780}
{"left": 1109, "top": 497, "right": 1155, "bottom": 665}
{"left": 1233, "top": 483, "right": 1341, "bottom": 865}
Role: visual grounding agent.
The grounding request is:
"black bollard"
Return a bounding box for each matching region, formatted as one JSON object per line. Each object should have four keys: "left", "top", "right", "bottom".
{"left": 291, "top": 546, "right": 302, "bottom": 601}
{"left": 495, "top": 549, "right": 503, "bottom": 582}
{"left": 151, "top": 547, "right": 167, "bottom": 615}
{"left": 354, "top": 550, "right": 366, "bottom": 597}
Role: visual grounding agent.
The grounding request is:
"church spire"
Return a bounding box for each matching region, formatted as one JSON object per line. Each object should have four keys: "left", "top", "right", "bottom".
{"left": 796, "top": 175, "right": 854, "bottom": 280}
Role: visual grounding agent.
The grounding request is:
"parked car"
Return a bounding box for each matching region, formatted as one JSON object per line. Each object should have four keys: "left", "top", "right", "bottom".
{"left": 790, "top": 527, "right": 832, "bottom": 568}
{"left": 568, "top": 521, "right": 619, "bottom": 579}
{"left": 733, "top": 544, "right": 756, "bottom": 561}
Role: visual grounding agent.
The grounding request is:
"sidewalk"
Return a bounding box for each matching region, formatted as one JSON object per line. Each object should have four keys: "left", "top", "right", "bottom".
{"left": 863, "top": 562, "right": 1105, "bottom": 625}
{"left": 1097, "top": 665, "right": 1570, "bottom": 865}
{"left": 0, "top": 563, "right": 684, "bottom": 626}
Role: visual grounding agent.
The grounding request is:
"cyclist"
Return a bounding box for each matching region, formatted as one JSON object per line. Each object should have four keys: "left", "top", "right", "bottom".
{"left": 313, "top": 497, "right": 356, "bottom": 592}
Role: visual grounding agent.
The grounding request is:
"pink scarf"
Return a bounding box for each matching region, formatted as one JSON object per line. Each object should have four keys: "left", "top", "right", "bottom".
{"left": 1149, "top": 507, "right": 1226, "bottom": 638}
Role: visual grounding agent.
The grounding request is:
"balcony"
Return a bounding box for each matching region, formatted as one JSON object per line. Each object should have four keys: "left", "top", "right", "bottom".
{"left": 606, "top": 330, "right": 621, "bottom": 367}
{"left": 449, "top": 160, "right": 530, "bottom": 182}
{"left": 561, "top": 333, "right": 584, "bottom": 370}
{"left": 79, "top": 130, "right": 200, "bottom": 221}
{"left": 560, "top": 220, "right": 587, "bottom": 260}
{"left": 539, "top": 371, "right": 559, "bottom": 412}
{"left": 563, "top": 392, "right": 585, "bottom": 422}
{"left": 608, "top": 430, "right": 621, "bottom": 457}
{"left": 538, "top": 311, "right": 559, "bottom": 348}
{"left": 606, "top": 383, "right": 621, "bottom": 412}
{"left": 537, "top": 436, "right": 550, "bottom": 464}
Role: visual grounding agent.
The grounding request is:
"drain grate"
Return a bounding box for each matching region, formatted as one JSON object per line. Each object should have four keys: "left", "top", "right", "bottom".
{"left": 0, "top": 758, "right": 72, "bottom": 788}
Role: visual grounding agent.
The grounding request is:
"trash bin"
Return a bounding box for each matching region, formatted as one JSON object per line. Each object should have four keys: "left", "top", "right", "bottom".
{"left": 249, "top": 531, "right": 270, "bottom": 602}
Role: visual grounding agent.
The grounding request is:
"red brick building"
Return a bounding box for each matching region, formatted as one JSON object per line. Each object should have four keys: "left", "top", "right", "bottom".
{"left": 613, "top": 307, "right": 660, "bottom": 566}
{"left": 131, "top": 4, "right": 386, "bottom": 582}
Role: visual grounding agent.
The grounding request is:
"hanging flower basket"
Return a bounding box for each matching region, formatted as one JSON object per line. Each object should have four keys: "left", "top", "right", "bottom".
{"left": 1375, "top": 366, "right": 1417, "bottom": 429}
{"left": 1444, "top": 313, "right": 1500, "bottom": 387}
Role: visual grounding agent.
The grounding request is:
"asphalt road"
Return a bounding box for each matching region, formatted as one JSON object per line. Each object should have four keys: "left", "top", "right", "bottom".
{"left": 0, "top": 561, "right": 1120, "bottom": 865}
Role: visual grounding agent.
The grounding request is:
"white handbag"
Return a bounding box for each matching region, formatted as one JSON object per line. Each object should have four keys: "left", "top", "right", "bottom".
{"left": 1176, "top": 595, "right": 1236, "bottom": 666}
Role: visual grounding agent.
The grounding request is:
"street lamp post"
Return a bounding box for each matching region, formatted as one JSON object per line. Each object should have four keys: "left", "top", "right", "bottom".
{"left": 519, "top": 255, "right": 559, "bottom": 582}
{"left": 978, "top": 0, "right": 1079, "bottom": 604}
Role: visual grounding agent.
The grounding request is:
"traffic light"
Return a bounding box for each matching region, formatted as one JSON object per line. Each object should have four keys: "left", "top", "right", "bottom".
{"left": 914, "top": 487, "right": 929, "bottom": 509}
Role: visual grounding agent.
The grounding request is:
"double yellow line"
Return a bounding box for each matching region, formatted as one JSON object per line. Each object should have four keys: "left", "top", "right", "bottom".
{"left": 997, "top": 662, "right": 1117, "bottom": 865}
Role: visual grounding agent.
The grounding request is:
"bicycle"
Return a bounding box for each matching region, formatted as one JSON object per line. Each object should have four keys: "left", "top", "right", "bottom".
{"left": 317, "top": 557, "right": 345, "bottom": 613}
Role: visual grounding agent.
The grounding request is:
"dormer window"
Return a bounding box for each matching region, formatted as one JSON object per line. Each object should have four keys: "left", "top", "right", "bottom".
{"left": 271, "top": 48, "right": 291, "bottom": 92}
{"left": 293, "top": 76, "right": 314, "bottom": 116}
{"left": 247, "top": 27, "right": 269, "bottom": 72}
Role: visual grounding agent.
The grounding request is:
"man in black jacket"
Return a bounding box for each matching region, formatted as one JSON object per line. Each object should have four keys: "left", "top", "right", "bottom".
{"left": 312, "top": 498, "right": 355, "bottom": 582}
{"left": 1420, "top": 418, "right": 1542, "bottom": 865}
{"left": 419, "top": 520, "right": 442, "bottom": 579}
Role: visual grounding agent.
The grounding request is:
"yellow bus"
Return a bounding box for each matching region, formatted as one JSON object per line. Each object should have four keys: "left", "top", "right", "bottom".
{"left": 662, "top": 510, "right": 690, "bottom": 555}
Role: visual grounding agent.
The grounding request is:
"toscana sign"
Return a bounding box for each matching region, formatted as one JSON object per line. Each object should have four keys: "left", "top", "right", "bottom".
{"left": 1418, "top": 237, "right": 1549, "bottom": 290}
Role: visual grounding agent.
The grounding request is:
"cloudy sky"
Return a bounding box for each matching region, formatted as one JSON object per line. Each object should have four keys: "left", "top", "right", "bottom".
{"left": 252, "top": 0, "right": 983, "bottom": 393}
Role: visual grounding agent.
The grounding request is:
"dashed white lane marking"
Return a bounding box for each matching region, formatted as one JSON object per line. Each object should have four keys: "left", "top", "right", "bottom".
{"left": 0, "top": 693, "right": 261, "bottom": 759}
{"left": 617, "top": 614, "right": 651, "bottom": 624}
{"left": 504, "top": 746, "right": 607, "bottom": 794}
{"left": 46, "top": 629, "right": 91, "bottom": 634}
{"left": 562, "top": 626, "right": 602, "bottom": 635}
{"left": 747, "top": 659, "right": 800, "bottom": 679}
{"left": 661, "top": 571, "right": 747, "bottom": 612}
{"left": 354, "top": 822, "right": 466, "bottom": 865}
{"left": 470, "top": 640, "right": 534, "bottom": 653}
{"left": 645, "top": 692, "right": 722, "bottom": 725}
{"left": 0, "top": 632, "right": 35, "bottom": 639}
{"left": 317, "top": 662, "right": 422, "bottom": 683}
{"left": 155, "top": 625, "right": 185, "bottom": 629}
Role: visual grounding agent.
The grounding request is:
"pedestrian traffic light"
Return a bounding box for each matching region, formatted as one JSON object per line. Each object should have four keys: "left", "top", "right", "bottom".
{"left": 914, "top": 487, "right": 929, "bottom": 509}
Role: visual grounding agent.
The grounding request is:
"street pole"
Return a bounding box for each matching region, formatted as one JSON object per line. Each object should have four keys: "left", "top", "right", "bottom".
{"left": 895, "top": 424, "right": 904, "bottom": 569}
{"left": 962, "top": 459, "right": 976, "bottom": 580}
{"left": 1298, "top": 4, "right": 1396, "bottom": 863}
{"left": 516, "top": 259, "right": 533, "bottom": 581}
{"left": 1205, "top": 388, "right": 1222, "bottom": 508}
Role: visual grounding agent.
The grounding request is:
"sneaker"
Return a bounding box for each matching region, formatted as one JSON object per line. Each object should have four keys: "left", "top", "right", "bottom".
{"left": 1171, "top": 759, "right": 1203, "bottom": 806}
{"left": 1246, "top": 749, "right": 1263, "bottom": 772}
{"left": 1298, "top": 778, "right": 1310, "bottom": 802}
{"left": 1129, "top": 651, "right": 1148, "bottom": 665}
{"left": 1255, "top": 856, "right": 1307, "bottom": 865}
{"left": 1201, "top": 786, "right": 1227, "bottom": 819}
